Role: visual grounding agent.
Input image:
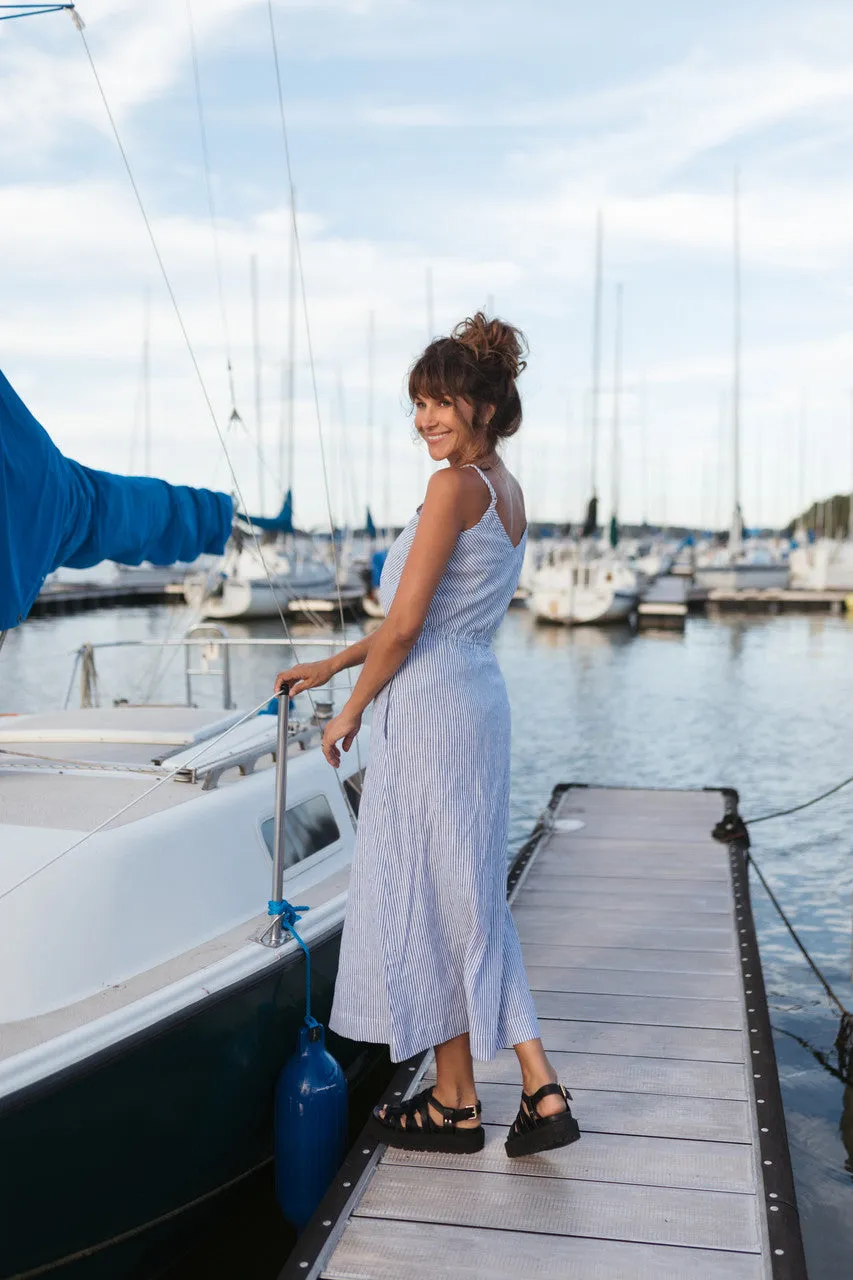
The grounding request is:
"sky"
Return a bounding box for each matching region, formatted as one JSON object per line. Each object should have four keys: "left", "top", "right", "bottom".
{"left": 4, "top": 0, "right": 853, "bottom": 531}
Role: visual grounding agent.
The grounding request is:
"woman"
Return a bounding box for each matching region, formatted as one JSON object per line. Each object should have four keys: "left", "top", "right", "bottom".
{"left": 275, "top": 314, "right": 579, "bottom": 1159}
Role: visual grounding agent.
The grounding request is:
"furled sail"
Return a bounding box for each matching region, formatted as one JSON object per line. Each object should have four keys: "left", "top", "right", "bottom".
{"left": 238, "top": 489, "right": 294, "bottom": 533}
{"left": 0, "top": 368, "right": 233, "bottom": 629}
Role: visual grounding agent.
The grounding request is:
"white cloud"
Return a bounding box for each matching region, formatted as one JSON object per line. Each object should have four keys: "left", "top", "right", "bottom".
{"left": 3, "top": 0, "right": 853, "bottom": 530}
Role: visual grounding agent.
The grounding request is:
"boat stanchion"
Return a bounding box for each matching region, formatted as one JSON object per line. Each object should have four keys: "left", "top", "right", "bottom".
{"left": 263, "top": 684, "right": 349, "bottom": 1228}
{"left": 263, "top": 685, "right": 293, "bottom": 948}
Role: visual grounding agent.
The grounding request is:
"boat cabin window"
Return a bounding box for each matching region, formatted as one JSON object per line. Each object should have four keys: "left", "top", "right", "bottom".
{"left": 260, "top": 794, "right": 341, "bottom": 867}
{"left": 343, "top": 767, "right": 367, "bottom": 816}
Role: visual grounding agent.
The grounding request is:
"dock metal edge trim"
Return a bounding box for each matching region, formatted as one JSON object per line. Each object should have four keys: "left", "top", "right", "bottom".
{"left": 727, "top": 829, "right": 809, "bottom": 1280}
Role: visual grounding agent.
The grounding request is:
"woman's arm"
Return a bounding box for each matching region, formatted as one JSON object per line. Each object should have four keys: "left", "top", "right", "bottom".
{"left": 321, "top": 467, "right": 482, "bottom": 766}
{"left": 274, "top": 631, "right": 375, "bottom": 696}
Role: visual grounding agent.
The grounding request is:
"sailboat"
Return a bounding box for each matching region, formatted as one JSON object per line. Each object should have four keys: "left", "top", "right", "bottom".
{"left": 183, "top": 492, "right": 364, "bottom": 621}
{"left": 694, "top": 174, "right": 789, "bottom": 592}
{"left": 529, "top": 238, "right": 640, "bottom": 625}
{"left": 0, "top": 369, "right": 369, "bottom": 1278}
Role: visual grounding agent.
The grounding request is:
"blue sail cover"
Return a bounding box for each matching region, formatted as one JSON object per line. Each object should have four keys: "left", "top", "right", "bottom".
{"left": 239, "top": 489, "right": 293, "bottom": 533}
{"left": 0, "top": 368, "right": 233, "bottom": 629}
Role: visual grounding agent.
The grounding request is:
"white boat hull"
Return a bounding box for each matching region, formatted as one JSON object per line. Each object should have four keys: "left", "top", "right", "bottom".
{"left": 185, "top": 576, "right": 362, "bottom": 619}
{"left": 694, "top": 563, "right": 790, "bottom": 591}
{"left": 531, "top": 585, "right": 636, "bottom": 625}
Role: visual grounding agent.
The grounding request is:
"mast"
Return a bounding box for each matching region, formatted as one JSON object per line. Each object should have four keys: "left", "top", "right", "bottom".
{"left": 250, "top": 253, "right": 265, "bottom": 514}
{"left": 420, "top": 268, "right": 433, "bottom": 500}
{"left": 143, "top": 288, "right": 151, "bottom": 475}
{"left": 590, "top": 210, "right": 603, "bottom": 506}
{"left": 286, "top": 192, "right": 297, "bottom": 503}
{"left": 426, "top": 266, "right": 435, "bottom": 339}
{"left": 729, "top": 170, "right": 743, "bottom": 554}
{"left": 849, "top": 391, "right": 853, "bottom": 541}
{"left": 639, "top": 378, "right": 647, "bottom": 527}
{"left": 366, "top": 310, "right": 375, "bottom": 535}
{"left": 609, "top": 282, "right": 623, "bottom": 547}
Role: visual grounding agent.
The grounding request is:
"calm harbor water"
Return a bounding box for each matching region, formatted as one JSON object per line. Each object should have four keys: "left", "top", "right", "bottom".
{"left": 3, "top": 603, "right": 853, "bottom": 1277}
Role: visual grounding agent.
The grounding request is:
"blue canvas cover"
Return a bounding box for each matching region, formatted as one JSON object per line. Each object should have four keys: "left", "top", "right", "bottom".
{"left": 239, "top": 489, "right": 293, "bottom": 533}
{"left": 0, "top": 368, "right": 233, "bottom": 629}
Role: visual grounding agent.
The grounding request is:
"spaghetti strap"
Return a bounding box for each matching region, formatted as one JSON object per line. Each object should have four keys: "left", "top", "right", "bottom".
{"left": 463, "top": 463, "right": 497, "bottom": 506}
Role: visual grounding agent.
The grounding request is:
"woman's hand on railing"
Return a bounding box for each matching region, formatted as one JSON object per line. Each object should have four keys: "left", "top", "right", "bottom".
{"left": 274, "top": 659, "right": 336, "bottom": 697}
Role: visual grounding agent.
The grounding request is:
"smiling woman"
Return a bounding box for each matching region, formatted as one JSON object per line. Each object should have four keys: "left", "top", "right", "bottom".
{"left": 275, "top": 312, "right": 580, "bottom": 1162}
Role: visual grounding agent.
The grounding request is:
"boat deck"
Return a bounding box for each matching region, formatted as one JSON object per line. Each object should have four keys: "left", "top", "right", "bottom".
{"left": 282, "top": 786, "right": 806, "bottom": 1280}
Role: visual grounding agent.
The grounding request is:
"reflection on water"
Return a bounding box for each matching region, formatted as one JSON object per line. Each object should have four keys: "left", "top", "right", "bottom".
{"left": 4, "top": 605, "right": 853, "bottom": 1276}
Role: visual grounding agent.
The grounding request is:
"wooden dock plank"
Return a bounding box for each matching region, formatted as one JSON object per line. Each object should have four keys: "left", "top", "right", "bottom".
{"left": 526, "top": 862, "right": 731, "bottom": 889}
{"left": 473, "top": 1081, "right": 751, "bottom": 1143}
{"left": 522, "top": 886, "right": 733, "bottom": 914}
{"left": 323, "top": 1218, "right": 764, "bottom": 1280}
{"left": 430, "top": 1049, "right": 749, "bottom": 1100}
{"left": 533, "top": 989, "right": 743, "bottom": 1030}
{"left": 521, "top": 942, "right": 737, "bottom": 975}
{"left": 536, "top": 1017, "right": 746, "bottom": 1062}
{"left": 382, "top": 1126, "right": 757, "bottom": 1193}
{"left": 352, "top": 1165, "right": 762, "bottom": 1253}
{"left": 516, "top": 914, "right": 736, "bottom": 951}
{"left": 524, "top": 963, "right": 740, "bottom": 1000}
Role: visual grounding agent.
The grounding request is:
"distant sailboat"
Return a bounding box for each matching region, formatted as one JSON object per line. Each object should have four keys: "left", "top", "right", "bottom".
{"left": 183, "top": 490, "right": 363, "bottom": 620}
{"left": 695, "top": 173, "right": 789, "bottom": 591}
{"left": 530, "top": 242, "right": 639, "bottom": 625}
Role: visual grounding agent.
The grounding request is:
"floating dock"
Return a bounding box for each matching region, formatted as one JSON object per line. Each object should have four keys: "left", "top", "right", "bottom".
{"left": 282, "top": 785, "right": 806, "bottom": 1280}
{"left": 638, "top": 575, "right": 689, "bottom": 629}
{"left": 28, "top": 579, "right": 185, "bottom": 616}
{"left": 701, "top": 587, "right": 849, "bottom": 615}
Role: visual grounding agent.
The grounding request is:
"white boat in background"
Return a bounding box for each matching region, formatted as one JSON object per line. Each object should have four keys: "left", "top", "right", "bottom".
{"left": 530, "top": 545, "right": 639, "bottom": 625}
{"left": 789, "top": 537, "right": 853, "bottom": 591}
{"left": 184, "top": 538, "right": 363, "bottom": 620}
{"left": 528, "top": 230, "right": 640, "bottom": 628}
{"left": 694, "top": 540, "right": 790, "bottom": 591}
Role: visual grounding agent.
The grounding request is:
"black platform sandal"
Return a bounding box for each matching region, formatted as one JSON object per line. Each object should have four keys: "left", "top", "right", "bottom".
{"left": 505, "top": 1082, "right": 580, "bottom": 1158}
{"left": 368, "top": 1086, "right": 485, "bottom": 1153}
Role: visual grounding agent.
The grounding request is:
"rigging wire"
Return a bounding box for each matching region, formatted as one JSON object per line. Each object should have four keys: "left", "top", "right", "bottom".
{"left": 0, "top": 3, "right": 72, "bottom": 20}
{"left": 0, "top": 696, "right": 273, "bottom": 905}
{"left": 265, "top": 0, "right": 352, "bottom": 650}
{"left": 730, "top": 771, "right": 853, "bottom": 1065}
{"left": 745, "top": 773, "right": 853, "bottom": 825}
{"left": 265, "top": 0, "right": 366, "bottom": 780}
{"left": 745, "top": 845, "right": 853, "bottom": 1076}
{"left": 184, "top": 0, "right": 242, "bottom": 429}
{"left": 746, "top": 848, "right": 851, "bottom": 1023}
{"left": 70, "top": 7, "right": 323, "bottom": 714}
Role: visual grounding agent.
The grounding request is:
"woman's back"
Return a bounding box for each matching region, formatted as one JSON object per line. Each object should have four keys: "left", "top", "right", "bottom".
{"left": 380, "top": 464, "right": 527, "bottom": 648}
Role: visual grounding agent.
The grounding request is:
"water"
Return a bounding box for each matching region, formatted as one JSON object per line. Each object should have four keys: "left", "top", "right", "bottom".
{"left": 4, "top": 604, "right": 853, "bottom": 1276}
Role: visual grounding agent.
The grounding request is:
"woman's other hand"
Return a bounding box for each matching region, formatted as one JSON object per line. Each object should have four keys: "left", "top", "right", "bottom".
{"left": 274, "top": 659, "right": 336, "bottom": 697}
{"left": 322, "top": 708, "right": 362, "bottom": 769}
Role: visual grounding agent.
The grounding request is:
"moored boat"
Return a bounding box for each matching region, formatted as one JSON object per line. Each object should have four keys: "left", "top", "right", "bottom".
{"left": 529, "top": 547, "right": 638, "bottom": 625}
{"left": 0, "top": 700, "right": 367, "bottom": 1280}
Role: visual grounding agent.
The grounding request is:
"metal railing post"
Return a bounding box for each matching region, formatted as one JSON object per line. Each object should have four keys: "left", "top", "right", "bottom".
{"left": 221, "top": 643, "right": 233, "bottom": 710}
{"left": 266, "top": 686, "right": 291, "bottom": 947}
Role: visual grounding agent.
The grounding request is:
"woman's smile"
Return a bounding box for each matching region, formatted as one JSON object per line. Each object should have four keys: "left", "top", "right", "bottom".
{"left": 414, "top": 395, "right": 474, "bottom": 462}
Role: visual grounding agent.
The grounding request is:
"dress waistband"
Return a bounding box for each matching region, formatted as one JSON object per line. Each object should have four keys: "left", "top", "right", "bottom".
{"left": 418, "top": 623, "right": 491, "bottom": 650}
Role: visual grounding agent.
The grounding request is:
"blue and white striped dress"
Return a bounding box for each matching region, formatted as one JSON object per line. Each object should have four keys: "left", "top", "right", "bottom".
{"left": 330, "top": 465, "right": 540, "bottom": 1062}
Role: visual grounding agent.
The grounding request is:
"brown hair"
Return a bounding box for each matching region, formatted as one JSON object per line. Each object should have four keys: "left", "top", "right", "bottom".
{"left": 408, "top": 312, "right": 528, "bottom": 453}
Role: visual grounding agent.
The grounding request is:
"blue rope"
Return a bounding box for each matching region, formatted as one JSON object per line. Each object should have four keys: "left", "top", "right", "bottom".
{"left": 268, "top": 898, "right": 315, "bottom": 1024}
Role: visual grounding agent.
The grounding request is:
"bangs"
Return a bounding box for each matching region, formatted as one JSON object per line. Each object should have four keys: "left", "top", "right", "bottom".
{"left": 407, "top": 339, "right": 472, "bottom": 405}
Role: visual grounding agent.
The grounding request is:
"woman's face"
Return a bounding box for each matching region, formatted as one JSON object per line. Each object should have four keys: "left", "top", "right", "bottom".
{"left": 413, "top": 393, "right": 481, "bottom": 464}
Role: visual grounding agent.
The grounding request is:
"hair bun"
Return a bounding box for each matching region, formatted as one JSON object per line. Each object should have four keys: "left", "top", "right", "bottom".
{"left": 452, "top": 312, "right": 527, "bottom": 381}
